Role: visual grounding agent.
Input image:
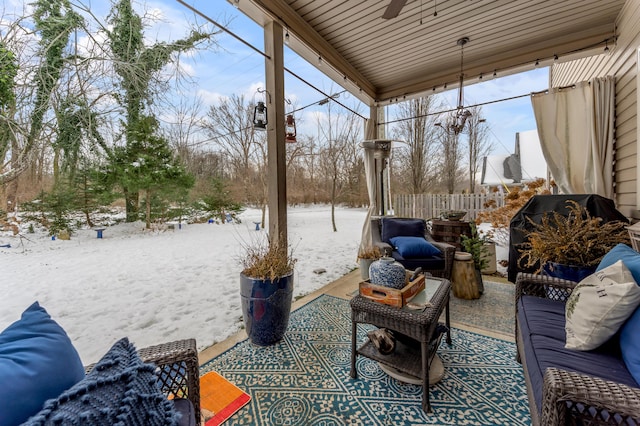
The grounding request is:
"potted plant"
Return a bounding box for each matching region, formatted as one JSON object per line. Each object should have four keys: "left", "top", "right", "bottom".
{"left": 460, "top": 224, "right": 489, "bottom": 293}
{"left": 240, "top": 236, "right": 296, "bottom": 346}
{"left": 518, "top": 200, "right": 630, "bottom": 281}
{"left": 357, "top": 245, "right": 382, "bottom": 280}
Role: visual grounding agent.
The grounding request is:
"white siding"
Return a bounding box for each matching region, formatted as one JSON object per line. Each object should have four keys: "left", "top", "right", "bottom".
{"left": 551, "top": 0, "right": 640, "bottom": 217}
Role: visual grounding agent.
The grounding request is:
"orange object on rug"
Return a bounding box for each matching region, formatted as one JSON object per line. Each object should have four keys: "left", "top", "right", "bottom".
{"left": 200, "top": 371, "right": 250, "bottom": 426}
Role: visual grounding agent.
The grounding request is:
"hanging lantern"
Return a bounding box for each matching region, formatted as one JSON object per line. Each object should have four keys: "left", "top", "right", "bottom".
{"left": 253, "top": 101, "right": 267, "bottom": 131}
{"left": 285, "top": 114, "right": 297, "bottom": 143}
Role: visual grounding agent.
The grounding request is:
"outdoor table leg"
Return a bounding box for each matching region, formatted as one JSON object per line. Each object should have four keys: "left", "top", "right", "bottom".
{"left": 422, "top": 340, "right": 431, "bottom": 413}
{"left": 350, "top": 321, "right": 358, "bottom": 378}
{"left": 445, "top": 298, "right": 452, "bottom": 345}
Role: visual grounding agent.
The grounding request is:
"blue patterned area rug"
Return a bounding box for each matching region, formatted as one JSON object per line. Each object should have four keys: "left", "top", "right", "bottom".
{"left": 200, "top": 294, "right": 530, "bottom": 425}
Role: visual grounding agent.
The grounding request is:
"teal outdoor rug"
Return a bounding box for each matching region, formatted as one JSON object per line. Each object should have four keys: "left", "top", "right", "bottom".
{"left": 200, "top": 294, "right": 530, "bottom": 425}
{"left": 450, "top": 280, "right": 515, "bottom": 336}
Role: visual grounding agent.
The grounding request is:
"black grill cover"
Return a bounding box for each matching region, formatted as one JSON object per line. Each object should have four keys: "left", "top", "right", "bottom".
{"left": 507, "top": 194, "right": 628, "bottom": 282}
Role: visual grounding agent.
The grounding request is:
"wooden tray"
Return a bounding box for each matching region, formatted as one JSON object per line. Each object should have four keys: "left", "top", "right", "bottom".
{"left": 359, "top": 274, "right": 425, "bottom": 307}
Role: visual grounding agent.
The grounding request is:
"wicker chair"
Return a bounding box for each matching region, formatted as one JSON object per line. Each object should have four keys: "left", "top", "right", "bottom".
{"left": 515, "top": 273, "right": 640, "bottom": 425}
{"left": 85, "top": 338, "right": 201, "bottom": 424}
{"left": 371, "top": 217, "right": 455, "bottom": 280}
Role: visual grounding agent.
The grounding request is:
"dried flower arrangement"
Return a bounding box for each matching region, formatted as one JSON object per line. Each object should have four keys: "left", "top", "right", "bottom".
{"left": 518, "top": 200, "right": 630, "bottom": 271}
{"left": 357, "top": 245, "right": 382, "bottom": 260}
{"left": 240, "top": 235, "right": 296, "bottom": 281}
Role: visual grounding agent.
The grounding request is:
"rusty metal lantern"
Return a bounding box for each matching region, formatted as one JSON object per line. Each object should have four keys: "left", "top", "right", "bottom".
{"left": 253, "top": 101, "right": 267, "bottom": 131}
{"left": 285, "top": 114, "right": 297, "bottom": 143}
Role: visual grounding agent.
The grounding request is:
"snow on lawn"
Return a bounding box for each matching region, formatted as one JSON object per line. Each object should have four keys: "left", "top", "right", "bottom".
{"left": 0, "top": 205, "right": 367, "bottom": 364}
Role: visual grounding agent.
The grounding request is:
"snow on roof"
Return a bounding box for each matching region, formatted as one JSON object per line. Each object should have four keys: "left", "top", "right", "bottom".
{"left": 480, "top": 129, "right": 548, "bottom": 186}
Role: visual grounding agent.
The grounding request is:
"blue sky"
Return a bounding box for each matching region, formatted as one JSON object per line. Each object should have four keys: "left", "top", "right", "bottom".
{"left": 177, "top": 0, "right": 550, "bottom": 155}
{"left": 4, "top": 0, "right": 550, "bottom": 156}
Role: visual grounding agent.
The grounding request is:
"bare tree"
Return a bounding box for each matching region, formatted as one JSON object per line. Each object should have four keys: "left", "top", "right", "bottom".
{"left": 316, "top": 102, "right": 362, "bottom": 231}
{"left": 437, "top": 111, "right": 465, "bottom": 194}
{"left": 465, "top": 105, "right": 492, "bottom": 193}
{"left": 390, "top": 96, "right": 441, "bottom": 194}
{"left": 203, "top": 94, "right": 263, "bottom": 202}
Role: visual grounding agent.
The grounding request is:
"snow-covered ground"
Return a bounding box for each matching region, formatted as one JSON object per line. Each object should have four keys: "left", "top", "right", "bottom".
{"left": 0, "top": 205, "right": 367, "bottom": 364}
{"left": 1, "top": 205, "right": 509, "bottom": 365}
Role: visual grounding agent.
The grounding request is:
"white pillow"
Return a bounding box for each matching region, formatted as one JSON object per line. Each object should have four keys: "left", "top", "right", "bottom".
{"left": 565, "top": 260, "right": 640, "bottom": 351}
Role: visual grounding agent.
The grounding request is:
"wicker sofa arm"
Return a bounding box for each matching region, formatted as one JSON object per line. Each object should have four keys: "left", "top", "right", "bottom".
{"left": 515, "top": 272, "right": 578, "bottom": 303}
{"left": 86, "top": 338, "right": 200, "bottom": 423}
{"left": 541, "top": 367, "right": 640, "bottom": 425}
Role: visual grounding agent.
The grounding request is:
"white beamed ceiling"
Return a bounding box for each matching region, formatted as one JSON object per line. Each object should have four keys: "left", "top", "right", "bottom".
{"left": 230, "top": 0, "right": 625, "bottom": 105}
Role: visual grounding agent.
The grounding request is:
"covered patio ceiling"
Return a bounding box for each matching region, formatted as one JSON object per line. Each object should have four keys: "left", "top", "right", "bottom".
{"left": 229, "top": 0, "right": 623, "bottom": 105}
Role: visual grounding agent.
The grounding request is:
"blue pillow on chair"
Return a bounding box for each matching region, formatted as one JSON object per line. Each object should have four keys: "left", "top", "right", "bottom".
{"left": 25, "top": 337, "right": 179, "bottom": 425}
{"left": 597, "top": 243, "right": 640, "bottom": 284}
{"left": 381, "top": 218, "right": 426, "bottom": 243}
{"left": 0, "top": 302, "right": 85, "bottom": 426}
{"left": 390, "top": 236, "right": 441, "bottom": 258}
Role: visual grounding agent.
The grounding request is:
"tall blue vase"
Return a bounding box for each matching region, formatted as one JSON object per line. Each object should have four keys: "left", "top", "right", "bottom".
{"left": 240, "top": 272, "right": 293, "bottom": 346}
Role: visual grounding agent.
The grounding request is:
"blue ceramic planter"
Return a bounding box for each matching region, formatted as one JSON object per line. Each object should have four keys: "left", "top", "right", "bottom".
{"left": 542, "top": 262, "right": 596, "bottom": 282}
{"left": 240, "top": 272, "right": 293, "bottom": 346}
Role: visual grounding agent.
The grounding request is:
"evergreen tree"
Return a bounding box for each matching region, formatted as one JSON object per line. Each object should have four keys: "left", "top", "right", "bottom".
{"left": 107, "top": 0, "right": 210, "bottom": 222}
{"left": 114, "top": 116, "right": 194, "bottom": 228}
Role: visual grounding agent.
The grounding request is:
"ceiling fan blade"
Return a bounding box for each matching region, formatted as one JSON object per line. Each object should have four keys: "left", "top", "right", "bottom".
{"left": 382, "top": 0, "right": 407, "bottom": 19}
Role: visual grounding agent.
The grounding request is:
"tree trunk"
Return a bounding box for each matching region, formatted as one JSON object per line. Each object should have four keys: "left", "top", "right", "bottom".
{"left": 331, "top": 177, "right": 337, "bottom": 232}
{"left": 124, "top": 189, "right": 139, "bottom": 222}
{"left": 145, "top": 190, "right": 151, "bottom": 229}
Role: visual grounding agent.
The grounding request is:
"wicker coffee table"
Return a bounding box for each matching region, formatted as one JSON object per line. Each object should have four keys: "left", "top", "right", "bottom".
{"left": 350, "top": 277, "right": 452, "bottom": 413}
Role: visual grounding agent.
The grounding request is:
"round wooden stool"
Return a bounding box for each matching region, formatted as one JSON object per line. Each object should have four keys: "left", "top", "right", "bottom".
{"left": 451, "top": 252, "right": 481, "bottom": 299}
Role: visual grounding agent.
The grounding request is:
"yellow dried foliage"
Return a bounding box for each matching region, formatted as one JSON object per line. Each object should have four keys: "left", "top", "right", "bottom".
{"left": 240, "top": 236, "right": 296, "bottom": 281}
{"left": 357, "top": 246, "right": 382, "bottom": 260}
{"left": 476, "top": 179, "right": 550, "bottom": 245}
{"left": 518, "top": 200, "right": 630, "bottom": 270}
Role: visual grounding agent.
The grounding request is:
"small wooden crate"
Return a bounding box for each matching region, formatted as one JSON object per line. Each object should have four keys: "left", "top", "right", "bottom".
{"left": 359, "top": 274, "right": 426, "bottom": 307}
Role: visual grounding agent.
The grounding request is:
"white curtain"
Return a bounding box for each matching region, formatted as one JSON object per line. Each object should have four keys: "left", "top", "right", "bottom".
{"left": 530, "top": 76, "right": 615, "bottom": 198}
{"left": 359, "top": 118, "right": 379, "bottom": 253}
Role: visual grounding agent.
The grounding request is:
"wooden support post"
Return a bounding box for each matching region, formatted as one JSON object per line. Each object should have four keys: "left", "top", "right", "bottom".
{"left": 264, "top": 21, "right": 287, "bottom": 248}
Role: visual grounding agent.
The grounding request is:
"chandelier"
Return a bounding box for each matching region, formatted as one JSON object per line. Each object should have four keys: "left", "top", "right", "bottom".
{"left": 436, "top": 37, "right": 472, "bottom": 135}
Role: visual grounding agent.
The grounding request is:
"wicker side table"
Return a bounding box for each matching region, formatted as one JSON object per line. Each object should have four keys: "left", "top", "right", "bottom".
{"left": 350, "top": 277, "right": 451, "bottom": 413}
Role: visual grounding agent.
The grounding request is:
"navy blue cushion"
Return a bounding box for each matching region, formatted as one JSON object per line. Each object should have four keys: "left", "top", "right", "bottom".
{"left": 381, "top": 218, "right": 425, "bottom": 243}
{"left": 391, "top": 251, "right": 445, "bottom": 272}
{"left": 597, "top": 243, "right": 640, "bottom": 284}
{"left": 390, "top": 236, "right": 441, "bottom": 258}
{"left": 518, "top": 296, "right": 637, "bottom": 414}
{"left": 0, "top": 302, "right": 85, "bottom": 426}
{"left": 25, "top": 337, "right": 179, "bottom": 426}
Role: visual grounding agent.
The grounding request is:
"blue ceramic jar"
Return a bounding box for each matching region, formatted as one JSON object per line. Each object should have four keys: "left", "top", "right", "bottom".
{"left": 369, "top": 257, "right": 406, "bottom": 289}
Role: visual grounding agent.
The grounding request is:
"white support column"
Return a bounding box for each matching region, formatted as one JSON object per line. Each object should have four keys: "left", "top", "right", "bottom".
{"left": 264, "top": 21, "right": 287, "bottom": 247}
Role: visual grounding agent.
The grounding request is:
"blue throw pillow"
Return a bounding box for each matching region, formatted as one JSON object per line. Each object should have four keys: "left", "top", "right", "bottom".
{"left": 390, "top": 236, "right": 441, "bottom": 258}
{"left": 0, "top": 302, "right": 85, "bottom": 426}
{"left": 381, "top": 218, "right": 425, "bottom": 243}
{"left": 620, "top": 307, "right": 640, "bottom": 385}
{"left": 597, "top": 243, "right": 640, "bottom": 284}
{"left": 25, "top": 337, "right": 179, "bottom": 426}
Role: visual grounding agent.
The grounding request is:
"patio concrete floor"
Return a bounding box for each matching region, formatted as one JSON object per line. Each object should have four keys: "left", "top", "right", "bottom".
{"left": 198, "top": 269, "right": 512, "bottom": 365}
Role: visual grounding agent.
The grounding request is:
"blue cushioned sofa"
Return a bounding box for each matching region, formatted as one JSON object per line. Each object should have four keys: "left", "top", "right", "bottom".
{"left": 371, "top": 217, "right": 455, "bottom": 280}
{"left": 516, "top": 273, "right": 640, "bottom": 425}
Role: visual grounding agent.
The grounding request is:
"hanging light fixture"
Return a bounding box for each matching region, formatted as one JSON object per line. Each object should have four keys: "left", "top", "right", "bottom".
{"left": 253, "top": 101, "right": 267, "bottom": 131}
{"left": 285, "top": 114, "right": 297, "bottom": 143}
{"left": 436, "top": 37, "right": 471, "bottom": 135}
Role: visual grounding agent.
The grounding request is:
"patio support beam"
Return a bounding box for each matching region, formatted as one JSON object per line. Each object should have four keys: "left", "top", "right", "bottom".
{"left": 264, "top": 20, "right": 287, "bottom": 248}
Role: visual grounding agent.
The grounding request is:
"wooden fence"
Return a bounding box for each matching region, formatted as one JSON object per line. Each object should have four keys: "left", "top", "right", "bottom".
{"left": 393, "top": 193, "right": 505, "bottom": 221}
